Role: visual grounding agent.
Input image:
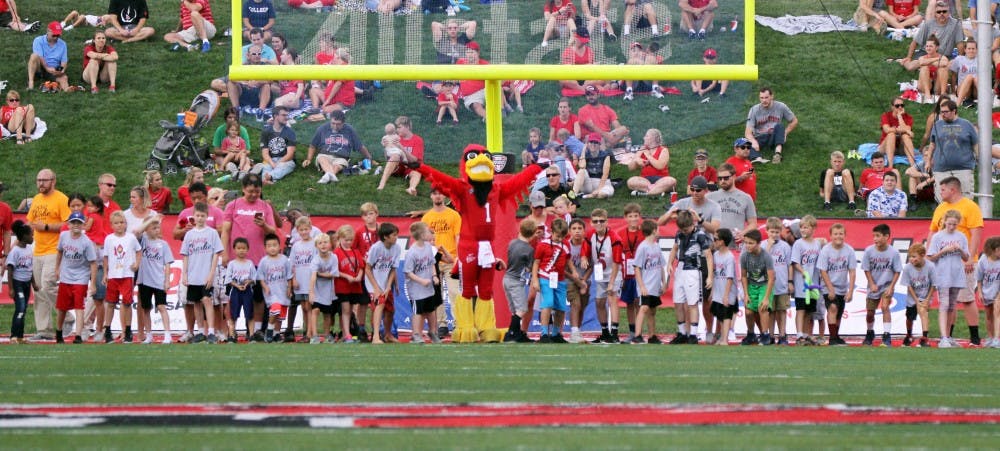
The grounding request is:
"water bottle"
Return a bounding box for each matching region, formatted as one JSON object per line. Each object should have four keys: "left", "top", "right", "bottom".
{"left": 217, "top": 174, "right": 232, "bottom": 183}
{"left": 623, "top": 136, "right": 632, "bottom": 151}
{"left": 730, "top": 16, "right": 739, "bottom": 32}
{"left": 360, "top": 159, "right": 371, "bottom": 171}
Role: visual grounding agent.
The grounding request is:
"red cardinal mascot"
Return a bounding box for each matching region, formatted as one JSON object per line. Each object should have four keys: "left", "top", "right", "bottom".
{"left": 413, "top": 144, "right": 542, "bottom": 342}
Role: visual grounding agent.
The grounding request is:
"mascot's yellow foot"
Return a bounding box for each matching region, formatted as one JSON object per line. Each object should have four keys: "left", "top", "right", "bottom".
{"left": 474, "top": 298, "right": 500, "bottom": 343}
{"left": 452, "top": 327, "right": 481, "bottom": 343}
{"left": 452, "top": 296, "right": 480, "bottom": 343}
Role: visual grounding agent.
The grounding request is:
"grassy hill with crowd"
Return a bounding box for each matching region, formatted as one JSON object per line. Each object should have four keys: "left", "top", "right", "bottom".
{"left": 0, "top": 0, "right": 994, "bottom": 218}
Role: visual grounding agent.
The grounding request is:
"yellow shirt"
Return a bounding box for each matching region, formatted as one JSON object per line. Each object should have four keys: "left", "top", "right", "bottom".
{"left": 421, "top": 207, "right": 461, "bottom": 257}
{"left": 26, "top": 190, "right": 70, "bottom": 256}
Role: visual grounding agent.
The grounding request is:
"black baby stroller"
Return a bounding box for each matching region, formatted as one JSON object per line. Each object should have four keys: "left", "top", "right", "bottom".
{"left": 146, "top": 90, "right": 220, "bottom": 175}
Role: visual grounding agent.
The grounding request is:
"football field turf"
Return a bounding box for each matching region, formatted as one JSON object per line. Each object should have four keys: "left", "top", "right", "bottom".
{"left": 2, "top": 345, "right": 998, "bottom": 448}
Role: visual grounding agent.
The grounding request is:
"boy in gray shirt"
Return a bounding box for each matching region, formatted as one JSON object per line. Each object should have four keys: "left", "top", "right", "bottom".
{"left": 861, "top": 224, "right": 902, "bottom": 347}
{"left": 632, "top": 220, "right": 668, "bottom": 344}
{"left": 817, "top": 223, "right": 856, "bottom": 346}
{"left": 740, "top": 229, "right": 774, "bottom": 346}
{"left": 258, "top": 234, "right": 293, "bottom": 343}
{"left": 181, "top": 204, "right": 224, "bottom": 343}
{"left": 503, "top": 218, "right": 538, "bottom": 343}
{"left": 366, "top": 223, "right": 401, "bottom": 344}
{"left": 55, "top": 212, "right": 98, "bottom": 344}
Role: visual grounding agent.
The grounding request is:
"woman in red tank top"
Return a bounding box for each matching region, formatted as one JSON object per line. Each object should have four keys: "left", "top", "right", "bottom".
{"left": 626, "top": 128, "right": 677, "bottom": 196}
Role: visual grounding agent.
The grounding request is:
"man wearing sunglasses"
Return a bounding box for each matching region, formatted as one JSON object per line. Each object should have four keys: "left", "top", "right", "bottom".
{"left": 708, "top": 163, "right": 758, "bottom": 249}
{"left": 744, "top": 87, "right": 797, "bottom": 164}
{"left": 900, "top": 1, "right": 963, "bottom": 71}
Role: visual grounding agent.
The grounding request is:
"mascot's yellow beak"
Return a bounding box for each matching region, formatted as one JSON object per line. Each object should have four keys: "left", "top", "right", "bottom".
{"left": 465, "top": 148, "right": 495, "bottom": 183}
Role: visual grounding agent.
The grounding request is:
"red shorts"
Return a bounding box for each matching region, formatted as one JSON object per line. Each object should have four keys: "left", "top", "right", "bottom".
{"left": 106, "top": 277, "right": 135, "bottom": 305}
{"left": 372, "top": 291, "right": 395, "bottom": 313}
{"left": 267, "top": 303, "right": 288, "bottom": 320}
{"left": 56, "top": 283, "right": 88, "bottom": 311}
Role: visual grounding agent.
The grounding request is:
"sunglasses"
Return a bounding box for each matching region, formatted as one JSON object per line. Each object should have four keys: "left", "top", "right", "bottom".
{"left": 103, "top": 182, "right": 117, "bottom": 187}
{"left": 546, "top": 173, "right": 561, "bottom": 177}
{"left": 7, "top": 98, "right": 19, "bottom": 103}
{"left": 690, "top": 188, "right": 705, "bottom": 193}
{"left": 591, "top": 219, "right": 606, "bottom": 224}
{"left": 717, "top": 175, "right": 732, "bottom": 181}
{"left": 250, "top": 52, "right": 262, "bottom": 56}
{"left": 739, "top": 144, "right": 753, "bottom": 149}
{"left": 893, "top": 103, "right": 905, "bottom": 108}
{"left": 936, "top": 10, "right": 949, "bottom": 14}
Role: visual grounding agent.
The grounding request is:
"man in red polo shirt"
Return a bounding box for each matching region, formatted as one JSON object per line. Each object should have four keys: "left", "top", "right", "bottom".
{"left": 456, "top": 41, "right": 489, "bottom": 119}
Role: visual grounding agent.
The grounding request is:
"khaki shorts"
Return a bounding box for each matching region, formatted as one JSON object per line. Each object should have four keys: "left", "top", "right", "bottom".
{"left": 177, "top": 21, "right": 218, "bottom": 43}
{"left": 566, "top": 280, "right": 588, "bottom": 306}
{"left": 770, "top": 294, "right": 790, "bottom": 311}
{"left": 463, "top": 89, "right": 485, "bottom": 109}
{"left": 866, "top": 297, "right": 889, "bottom": 310}
{"left": 316, "top": 154, "right": 349, "bottom": 169}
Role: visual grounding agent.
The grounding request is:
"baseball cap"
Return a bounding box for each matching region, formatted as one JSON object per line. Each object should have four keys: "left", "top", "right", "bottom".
{"left": 529, "top": 190, "right": 546, "bottom": 208}
{"left": 466, "top": 41, "right": 480, "bottom": 52}
{"left": 68, "top": 211, "right": 86, "bottom": 223}
{"left": 587, "top": 132, "right": 601, "bottom": 143}
{"left": 694, "top": 149, "right": 709, "bottom": 159}
{"left": 585, "top": 85, "right": 599, "bottom": 94}
{"left": 48, "top": 21, "right": 63, "bottom": 36}
{"left": 733, "top": 137, "right": 751, "bottom": 147}
{"left": 575, "top": 31, "right": 590, "bottom": 44}
{"left": 703, "top": 48, "right": 717, "bottom": 59}
{"left": 690, "top": 176, "right": 709, "bottom": 190}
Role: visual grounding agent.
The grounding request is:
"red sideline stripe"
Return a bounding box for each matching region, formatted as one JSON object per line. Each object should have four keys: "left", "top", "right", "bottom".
{"left": 3, "top": 404, "right": 999, "bottom": 427}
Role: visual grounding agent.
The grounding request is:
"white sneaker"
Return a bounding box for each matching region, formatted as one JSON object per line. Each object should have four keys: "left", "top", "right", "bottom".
{"left": 411, "top": 334, "right": 425, "bottom": 344}
{"left": 623, "top": 91, "right": 634, "bottom": 101}
{"left": 541, "top": 41, "right": 548, "bottom": 47}
{"left": 327, "top": 173, "right": 339, "bottom": 183}
{"left": 310, "top": 336, "right": 322, "bottom": 344}
{"left": 162, "top": 333, "right": 173, "bottom": 344}
{"left": 143, "top": 335, "right": 154, "bottom": 344}
{"left": 938, "top": 337, "right": 953, "bottom": 348}
{"left": 728, "top": 329, "right": 737, "bottom": 342}
{"left": 570, "top": 330, "right": 583, "bottom": 343}
{"left": 317, "top": 173, "right": 331, "bottom": 184}
{"left": 650, "top": 88, "right": 664, "bottom": 99}
{"left": 178, "top": 332, "right": 192, "bottom": 343}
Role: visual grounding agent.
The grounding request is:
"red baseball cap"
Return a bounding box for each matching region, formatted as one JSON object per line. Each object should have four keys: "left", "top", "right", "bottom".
{"left": 587, "top": 133, "right": 601, "bottom": 143}
{"left": 48, "top": 21, "right": 63, "bottom": 36}
{"left": 703, "top": 48, "right": 717, "bottom": 59}
{"left": 466, "top": 41, "right": 480, "bottom": 52}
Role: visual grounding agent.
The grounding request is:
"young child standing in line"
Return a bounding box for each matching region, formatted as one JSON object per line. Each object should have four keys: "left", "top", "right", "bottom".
{"left": 588, "top": 208, "right": 622, "bottom": 343}
{"left": 791, "top": 215, "right": 825, "bottom": 345}
{"left": 404, "top": 222, "right": 444, "bottom": 344}
{"left": 55, "top": 212, "right": 98, "bottom": 344}
{"left": 565, "top": 219, "right": 591, "bottom": 343}
{"left": 817, "top": 223, "right": 857, "bottom": 346}
{"left": 532, "top": 218, "right": 575, "bottom": 343}
{"left": 900, "top": 243, "right": 935, "bottom": 347}
{"left": 354, "top": 203, "right": 381, "bottom": 341}
{"left": 860, "top": 223, "right": 902, "bottom": 347}
{"left": 740, "top": 229, "right": 774, "bottom": 346}
{"left": 309, "top": 233, "right": 341, "bottom": 343}
{"left": 632, "top": 219, "right": 669, "bottom": 344}
{"left": 6, "top": 221, "right": 36, "bottom": 344}
{"left": 258, "top": 233, "right": 293, "bottom": 343}
{"left": 668, "top": 210, "right": 714, "bottom": 344}
{"left": 103, "top": 211, "right": 142, "bottom": 343}
{"left": 336, "top": 225, "right": 366, "bottom": 342}
{"left": 927, "top": 210, "right": 970, "bottom": 348}
{"left": 365, "top": 223, "right": 401, "bottom": 344}
{"left": 136, "top": 218, "right": 174, "bottom": 344}
{"left": 763, "top": 217, "right": 792, "bottom": 345}
{"left": 503, "top": 218, "right": 539, "bottom": 343}
{"left": 710, "top": 229, "right": 737, "bottom": 346}
{"left": 288, "top": 216, "right": 318, "bottom": 342}
{"left": 181, "top": 203, "right": 224, "bottom": 344}
{"left": 976, "top": 237, "right": 1000, "bottom": 348}
{"left": 226, "top": 238, "right": 256, "bottom": 342}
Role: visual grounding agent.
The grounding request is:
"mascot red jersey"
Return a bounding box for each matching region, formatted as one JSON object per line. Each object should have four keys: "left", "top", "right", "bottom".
{"left": 414, "top": 144, "right": 542, "bottom": 342}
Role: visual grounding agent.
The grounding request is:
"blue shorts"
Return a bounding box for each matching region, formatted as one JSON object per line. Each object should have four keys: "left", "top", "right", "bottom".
{"left": 539, "top": 279, "right": 568, "bottom": 312}
{"left": 229, "top": 288, "right": 254, "bottom": 320}
{"left": 620, "top": 278, "right": 638, "bottom": 304}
